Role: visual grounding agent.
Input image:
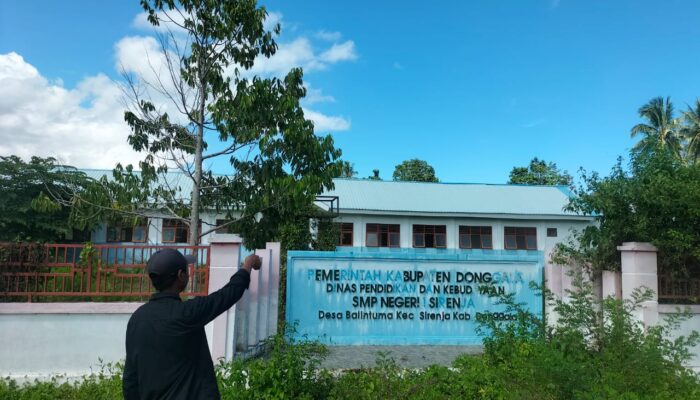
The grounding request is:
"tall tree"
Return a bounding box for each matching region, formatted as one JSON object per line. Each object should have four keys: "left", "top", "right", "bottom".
{"left": 392, "top": 159, "right": 438, "bottom": 182}
{"left": 0, "top": 156, "right": 93, "bottom": 242}
{"left": 559, "top": 146, "right": 700, "bottom": 274}
{"left": 69, "top": 0, "right": 341, "bottom": 247}
{"left": 630, "top": 96, "right": 682, "bottom": 157}
{"left": 681, "top": 99, "right": 700, "bottom": 164}
{"left": 508, "top": 157, "right": 572, "bottom": 186}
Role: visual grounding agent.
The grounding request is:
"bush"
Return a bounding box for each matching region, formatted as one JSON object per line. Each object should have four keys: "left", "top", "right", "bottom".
{"left": 475, "top": 270, "right": 700, "bottom": 399}
{"left": 0, "top": 363, "right": 122, "bottom": 400}
{"left": 216, "top": 324, "right": 333, "bottom": 400}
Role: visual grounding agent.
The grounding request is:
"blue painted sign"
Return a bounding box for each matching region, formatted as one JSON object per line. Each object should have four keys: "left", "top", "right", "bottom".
{"left": 286, "top": 250, "right": 543, "bottom": 345}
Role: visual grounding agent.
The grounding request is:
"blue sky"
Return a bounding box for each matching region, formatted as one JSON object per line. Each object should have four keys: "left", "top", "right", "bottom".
{"left": 1, "top": 0, "right": 699, "bottom": 183}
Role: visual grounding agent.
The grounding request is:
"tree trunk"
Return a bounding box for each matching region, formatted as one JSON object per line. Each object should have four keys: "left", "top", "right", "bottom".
{"left": 188, "top": 83, "right": 205, "bottom": 246}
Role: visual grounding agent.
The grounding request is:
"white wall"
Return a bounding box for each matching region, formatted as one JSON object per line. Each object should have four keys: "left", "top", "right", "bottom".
{"left": 0, "top": 304, "right": 134, "bottom": 380}
{"left": 659, "top": 305, "right": 700, "bottom": 372}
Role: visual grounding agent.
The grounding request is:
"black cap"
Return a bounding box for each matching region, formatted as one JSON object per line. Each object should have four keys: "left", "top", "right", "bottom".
{"left": 147, "top": 248, "right": 197, "bottom": 276}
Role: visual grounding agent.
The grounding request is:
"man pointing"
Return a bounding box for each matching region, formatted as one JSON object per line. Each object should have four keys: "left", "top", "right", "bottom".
{"left": 123, "top": 248, "right": 262, "bottom": 400}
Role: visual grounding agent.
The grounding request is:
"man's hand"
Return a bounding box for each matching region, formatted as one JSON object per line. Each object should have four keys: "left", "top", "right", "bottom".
{"left": 242, "top": 254, "right": 262, "bottom": 272}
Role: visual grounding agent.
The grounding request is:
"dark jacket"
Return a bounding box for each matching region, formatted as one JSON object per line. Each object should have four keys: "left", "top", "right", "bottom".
{"left": 123, "top": 268, "right": 250, "bottom": 400}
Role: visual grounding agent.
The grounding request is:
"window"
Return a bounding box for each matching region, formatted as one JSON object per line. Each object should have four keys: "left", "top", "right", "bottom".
{"left": 366, "top": 224, "right": 400, "bottom": 247}
{"left": 459, "top": 226, "right": 493, "bottom": 249}
{"left": 338, "top": 223, "right": 353, "bottom": 246}
{"left": 547, "top": 228, "right": 558, "bottom": 237}
{"left": 413, "top": 225, "right": 447, "bottom": 248}
{"left": 162, "top": 219, "right": 190, "bottom": 243}
{"left": 106, "top": 223, "right": 147, "bottom": 242}
{"left": 215, "top": 219, "right": 231, "bottom": 234}
{"left": 504, "top": 227, "right": 537, "bottom": 250}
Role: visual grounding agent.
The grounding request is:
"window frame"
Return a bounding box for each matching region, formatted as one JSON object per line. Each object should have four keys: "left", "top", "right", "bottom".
{"left": 215, "top": 219, "right": 231, "bottom": 234}
{"left": 504, "top": 227, "right": 537, "bottom": 250}
{"left": 338, "top": 222, "right": 354, "bottom": 246}
{"left": 162, "top": 219, "right": 191, "bottom": 243}
{"left": 365, "top": 223, "right": 400, "bottom": 248}
{"left": 106, "top": 223, "right": 148, "bottom": 243}
{"left": 412, "top": 224, "right": 447, "bottom": 249}
{"left": 458, "top": 226, "right": 493, "bottom": 249}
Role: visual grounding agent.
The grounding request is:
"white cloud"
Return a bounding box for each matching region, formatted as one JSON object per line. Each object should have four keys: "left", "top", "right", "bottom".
{"left": 303, "top": 85, "right": 335, "bottom": 105}
{"left": 303, "top": 108, "right": 350, "bottom": 132}
{"left": 319, "top": 41, "right": 358, "bottom": 63}
{"left": 115, "top": 36, "right": 167, "bottom": 78}
{"left": 392, "top": 62, "right": 404, "bottom": 70}
{"left": 0, "top": 52, "right": 142, "bottom": 168}
{"left": 0, "top": 9, "right": 355, "bottom": 170}
{"left": 315, "top": 30, "right": 341, "bottom": 41}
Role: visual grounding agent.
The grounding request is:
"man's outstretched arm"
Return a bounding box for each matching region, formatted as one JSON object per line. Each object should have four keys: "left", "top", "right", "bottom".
{"left": 180, "top": 254, "right": 262, "bottom": 327}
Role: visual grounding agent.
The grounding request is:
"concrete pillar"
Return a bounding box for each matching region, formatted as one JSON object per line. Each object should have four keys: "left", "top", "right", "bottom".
{"left": 208, "top": 234, "right": 242, "bottom": 362}
{"left": 618, "top": 242, "right": 659, "bottom": 327}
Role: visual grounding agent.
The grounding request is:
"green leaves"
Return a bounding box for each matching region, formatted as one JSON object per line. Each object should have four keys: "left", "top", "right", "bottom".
{"left": 392, "top": 159, "right": 439, "bottom": 182}
{"left": 508, "top": 157, "right": 572, "bottom": 186}
{"left": 563, "top": 147, "right": 700, "bottom": 274}
{"left": 0, "top": 155, "right": 93, "bottom": 242}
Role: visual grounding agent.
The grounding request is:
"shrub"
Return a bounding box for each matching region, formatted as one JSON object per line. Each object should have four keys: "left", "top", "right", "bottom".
{"left": 216, "top": 324, "right": 333, "bottom": 400}
{"left": 0, "top": 363, "right": 122, "bottom": 400}
{"left": 475, "top": 270, "right": 700, "bottom": 399}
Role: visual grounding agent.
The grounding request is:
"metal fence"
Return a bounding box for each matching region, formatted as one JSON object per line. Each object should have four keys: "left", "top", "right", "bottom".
{"left": 0, "top": 243, "right": 209, "bottom": 302}
{"left": 658, "top": 273, "right": 700, "bottom": 303}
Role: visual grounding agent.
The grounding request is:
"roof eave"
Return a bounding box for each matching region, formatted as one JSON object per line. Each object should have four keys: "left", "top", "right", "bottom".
{"left": 336, "top": 208, "right": 595, "bottom": 221}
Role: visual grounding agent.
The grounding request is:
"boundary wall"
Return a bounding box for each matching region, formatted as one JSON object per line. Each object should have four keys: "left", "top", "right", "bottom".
{"left": 0, "top": 235, "right": 280, "bottom": 380}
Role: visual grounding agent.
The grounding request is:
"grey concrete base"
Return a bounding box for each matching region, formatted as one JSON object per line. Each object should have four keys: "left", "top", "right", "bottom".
{"left": 320, "top": 345, "right": 484, "bottom": 369}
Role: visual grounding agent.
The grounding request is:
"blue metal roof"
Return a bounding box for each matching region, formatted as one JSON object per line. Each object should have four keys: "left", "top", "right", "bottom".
{"left": 324, "top": 179, "right": 590, "bottom": 219}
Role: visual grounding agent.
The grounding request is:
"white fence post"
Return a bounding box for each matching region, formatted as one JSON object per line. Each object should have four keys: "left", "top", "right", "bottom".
{"left": 207, "top": 234, "right": 242, "bottom": 362}
{"left": 231, "top": 242, "right": 281, "bottom": 358}
{"left": 618, "top": 242, "right": 659, "bottom": 327}
{"left": 266, "top": 242, "right": 281, "bottom": 337}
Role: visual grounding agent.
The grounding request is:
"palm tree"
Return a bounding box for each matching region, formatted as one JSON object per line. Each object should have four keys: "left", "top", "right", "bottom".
{"left": 336, "top": 161, "right": 358, "bottom": 178}
{"left": 630, "top": 96, "right": 682, "bottom": 156}
{"left": 681, "top": 99, "right": 700, "bottom": 164}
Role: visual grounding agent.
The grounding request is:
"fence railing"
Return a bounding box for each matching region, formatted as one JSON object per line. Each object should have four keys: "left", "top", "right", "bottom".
{"left": 658, "top": 273, "right": 700, "bottom": 303}
{"left": 0, "top": 243, "right": 210, "bottom": 302}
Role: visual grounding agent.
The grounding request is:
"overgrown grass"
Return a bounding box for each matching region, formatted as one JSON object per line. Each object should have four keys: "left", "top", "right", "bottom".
{"left": 3, "top": 272, "right": 700, "bottom": 399}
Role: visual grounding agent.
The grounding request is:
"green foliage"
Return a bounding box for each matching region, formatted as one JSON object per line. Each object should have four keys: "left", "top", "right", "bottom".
{"left": 330, "top": 353, "right": 460, "bottom": 400}
{"left": 508, "top": 157, "right": 572, "bottom": 186}
{"left": 0, "top": 363, "right": 123, "bottom": 400}
{"left": 681, "top": 99, "right": 700, "bottom": 164}
{"left": 366, "top": 169, "right": 381, "bottom": 180}
{"left": 335, "top": 161, "right": 357, "bottom": 178}
{"left": 631, "top": 96, "right": 700, "bottom": 165}
{"left": 392, "top": 159, "right": 438, "bottom": 182}
{"left": 217, "top": 325, "right": 333, "bottom": 400}
{"left": 473, "top": 270, "right": 700, "bottom": 399}
{"left": 560, "top": 147, "right": 700, "bottom": 273}
{"left": 0, "top": 155, "right": 94, "bottom": 242}
{"left": 631, "top": 96, "right": 682, "bottom": 158}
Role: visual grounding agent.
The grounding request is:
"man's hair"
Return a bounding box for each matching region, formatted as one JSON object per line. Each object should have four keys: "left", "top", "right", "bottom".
{"left": 149, "top": 268, "right": 186, "bottom": 292}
